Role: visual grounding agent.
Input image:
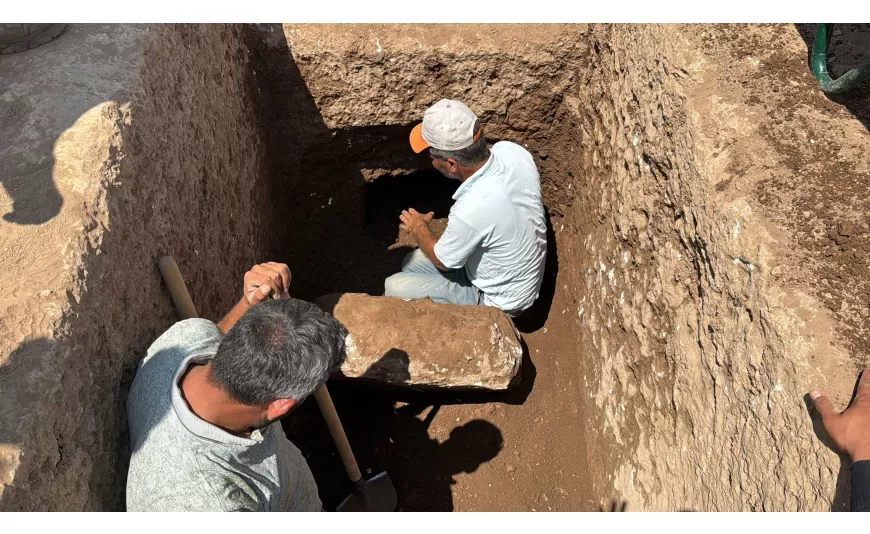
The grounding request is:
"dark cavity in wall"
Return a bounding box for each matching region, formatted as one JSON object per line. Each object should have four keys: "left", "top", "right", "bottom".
{"left": 277, "top": 142, "right": 457, "bottom": 300}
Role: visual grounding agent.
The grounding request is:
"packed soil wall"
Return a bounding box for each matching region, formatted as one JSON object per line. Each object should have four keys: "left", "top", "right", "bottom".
{"left": 0, "top": 24, "right": 267, "bottom": 510}
{"left": 548, "top": 24, "right": 865, "bottom": 510}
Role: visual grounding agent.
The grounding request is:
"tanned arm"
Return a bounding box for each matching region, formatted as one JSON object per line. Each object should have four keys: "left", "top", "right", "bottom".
{"left": 217, "top": 262, "right": 292, "bottom": 334}
{"left": 217, "top": 298, "right": 253, "bottom": 334}
{"left": 811, "top": 368, "right": 870, "bottom": 511}
{"left": 400, "top": 208, "right": 449, "bottom": 271}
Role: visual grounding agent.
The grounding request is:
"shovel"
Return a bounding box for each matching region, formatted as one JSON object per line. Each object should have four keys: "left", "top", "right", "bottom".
{"left": 157, "top": 256, "right": 397, "bottom": 512}
{"left": 313, "top": 386, "right": 397, "bottom": 511}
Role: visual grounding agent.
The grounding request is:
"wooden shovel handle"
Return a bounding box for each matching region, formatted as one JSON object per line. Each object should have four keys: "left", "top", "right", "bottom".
{"left": 314, "top": 386, "right": 362, "bottom": 483}
{"left": 158, "top": 256, "right": 198, "bottom": 320}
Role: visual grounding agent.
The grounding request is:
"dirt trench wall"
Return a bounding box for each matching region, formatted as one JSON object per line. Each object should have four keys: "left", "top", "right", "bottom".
{"left": 284, "top": 24, "right": 589, "bottom": 209}
{"left": 286, "top": 24, "right": 585, "bottom": 152}
{"left": 0, "top": 24, "right": 266, "bottom": 510}
{"left": 550, "top": 24, "right": 851, "bottom": 511}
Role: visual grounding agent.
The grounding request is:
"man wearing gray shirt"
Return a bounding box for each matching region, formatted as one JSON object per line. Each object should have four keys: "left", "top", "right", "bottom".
{"left": 126, "top": 262, "right": 347, "bottom": 511}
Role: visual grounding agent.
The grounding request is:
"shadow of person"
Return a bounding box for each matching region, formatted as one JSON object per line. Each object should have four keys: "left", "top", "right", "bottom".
{"left": 0, "top": 155, "right": 64, "bottom": 224}
{"left": 802, "top": 369, "right": 867, "bottom": 512}
{"left": 0, "top": 59, "right": 65, "bottom": 225}
{"left": 375, "top": 406, "right": 503, "bottom": 511}
{"left": 285, "top": 348, "right": 505, "bottom": 511}
{"left": 0, "top": 75, "right": 65, "bottom": 224}
{"left": 514, "top": 210, "right": 559, "bottom": 334}
{"left": 358, "top": 339, "right": 538, "bottom": 406}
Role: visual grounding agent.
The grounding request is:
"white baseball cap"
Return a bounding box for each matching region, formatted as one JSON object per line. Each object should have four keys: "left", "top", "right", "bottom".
{"left": 409, "top": 99, "right": 482, "bottom": 153}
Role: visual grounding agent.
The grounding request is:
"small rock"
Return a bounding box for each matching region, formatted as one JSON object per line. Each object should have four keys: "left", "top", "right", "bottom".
{"left": 38, "top": 290, "right": 53, "bottom": 298}
{"left": 838, "top": 222, "right": 855, "bottom": 237}
{"left": 506, "top": 464, "right": 516, "bottom": 473}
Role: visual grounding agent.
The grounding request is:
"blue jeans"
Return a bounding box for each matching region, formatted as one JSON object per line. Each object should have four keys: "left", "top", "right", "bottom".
{"left": 384, "top": 249, "right": 481, "bottom": 306}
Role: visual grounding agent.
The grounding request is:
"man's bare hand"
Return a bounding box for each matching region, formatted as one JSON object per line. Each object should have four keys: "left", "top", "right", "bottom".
{"left": 399, "top": 208, "right": 434, "bottom": 236}
{"left": 811, "top": 368, "right": 870, "bottom": 462}
{"left": 243, "top": 262, "right": 291, "bottom": 306}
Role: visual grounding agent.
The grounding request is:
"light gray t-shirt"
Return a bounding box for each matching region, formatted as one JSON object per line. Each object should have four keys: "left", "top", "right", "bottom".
{"left": 126, "top": 318, "right": 321, "bottom": 512}
{"left": 434, "top": 141, "right": 547, "bottom": 315}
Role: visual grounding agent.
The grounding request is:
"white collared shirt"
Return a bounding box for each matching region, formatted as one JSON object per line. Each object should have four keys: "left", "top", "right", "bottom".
{"left": 434, "top": 141, "right": 547, "bottom": 314}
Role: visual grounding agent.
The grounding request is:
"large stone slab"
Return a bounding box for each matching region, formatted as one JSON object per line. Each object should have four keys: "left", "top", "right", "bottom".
{"left": 318, "top": 293, "right": 523, "bottom": 390}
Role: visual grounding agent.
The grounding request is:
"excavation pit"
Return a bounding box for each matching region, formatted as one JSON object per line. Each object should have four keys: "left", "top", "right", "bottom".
{"left": 2, "top": 23, "right": 870, "bottom": 511}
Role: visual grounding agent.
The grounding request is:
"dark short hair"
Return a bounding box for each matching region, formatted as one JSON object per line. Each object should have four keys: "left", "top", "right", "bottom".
{"left": 429, "top": 120, "right": 489, "bottom": 167}
{"left": 210, "top": 298, "right": 347, "bottom": 405}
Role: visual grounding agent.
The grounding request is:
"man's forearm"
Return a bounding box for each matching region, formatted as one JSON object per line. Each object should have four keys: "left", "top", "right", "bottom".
{"left": 217, "top": 297, "right": 253, "bottom": 334}
{"left": 414, "top": 226, "right": 448, "bottom": 271}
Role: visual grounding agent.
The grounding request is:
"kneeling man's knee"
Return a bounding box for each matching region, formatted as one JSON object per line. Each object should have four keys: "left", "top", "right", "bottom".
{"left": 384, "top": 273, "right": 407, "bottom": 297}
{"left": 400, "top": 249, "right": 428, "bottom": 271}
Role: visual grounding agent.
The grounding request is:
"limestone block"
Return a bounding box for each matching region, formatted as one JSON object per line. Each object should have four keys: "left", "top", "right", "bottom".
{"left": 318, "top": 293, "right": 523, "bottom": 390}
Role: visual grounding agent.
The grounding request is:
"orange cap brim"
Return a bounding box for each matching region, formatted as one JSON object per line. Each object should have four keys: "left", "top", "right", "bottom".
{"left": 409, "top": 123, "right": 430, "bottom": 153}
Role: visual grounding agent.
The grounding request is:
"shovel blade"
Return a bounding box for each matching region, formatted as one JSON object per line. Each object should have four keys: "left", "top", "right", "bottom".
{"left": 336, "top": 471, "right": 397, "bottom": 512}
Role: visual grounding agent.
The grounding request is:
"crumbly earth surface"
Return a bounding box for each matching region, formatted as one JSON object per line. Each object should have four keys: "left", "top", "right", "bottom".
{"left": 1, "top": 23, "right": 869, "bottom": 511}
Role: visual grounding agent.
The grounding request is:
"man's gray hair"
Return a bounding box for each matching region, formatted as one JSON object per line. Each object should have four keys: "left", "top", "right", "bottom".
{"left": 429, "top": 120, "right": 490, "bottom": 167}
{"left": 211, "top": 298, "right": 347, "bottom": 405}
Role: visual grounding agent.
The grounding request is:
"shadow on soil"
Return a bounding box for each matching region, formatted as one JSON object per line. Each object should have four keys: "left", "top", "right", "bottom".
{"left": 284, "top": 350, "right": 505, "bottom": 511}
{"left": 514, "top": 211, "right": 559, "bottom": 334}
{"left": 0, "top": 24, "right": 72, "bottom": 225}
{"left": 0, "top": 338, "right": 60, "bottom": 508}
{"left": 795, "top": 23, "right": 870, "bottom": 132}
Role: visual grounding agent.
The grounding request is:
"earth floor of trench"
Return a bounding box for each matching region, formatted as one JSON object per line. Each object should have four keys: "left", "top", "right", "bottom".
{"left": 280, "top": 219, "right": 598, "bottom": 511}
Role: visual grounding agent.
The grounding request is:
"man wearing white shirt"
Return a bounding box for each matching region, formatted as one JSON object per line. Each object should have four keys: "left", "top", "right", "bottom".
{"left": 385, "top": 99, "right": 547, "bottom": 318}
